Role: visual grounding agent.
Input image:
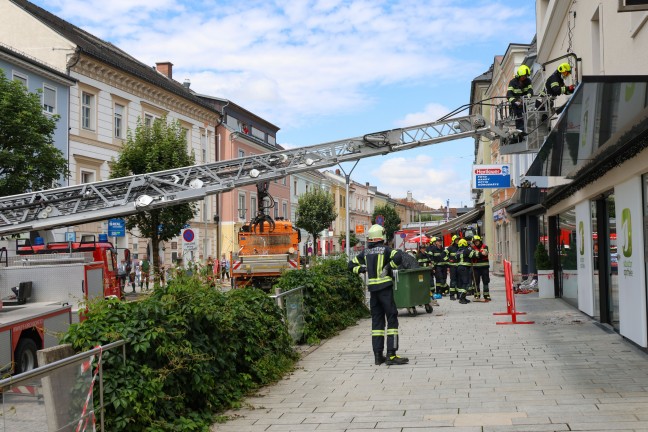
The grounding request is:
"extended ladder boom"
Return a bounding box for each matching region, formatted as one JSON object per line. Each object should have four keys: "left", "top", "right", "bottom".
{"left": 0, "top": 114, "right": 507, "bottom": 236}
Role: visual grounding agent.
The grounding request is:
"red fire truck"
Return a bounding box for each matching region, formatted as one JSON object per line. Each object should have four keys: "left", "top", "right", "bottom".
{"left": 0, "top": 234, "right": 121, "bottom": 374}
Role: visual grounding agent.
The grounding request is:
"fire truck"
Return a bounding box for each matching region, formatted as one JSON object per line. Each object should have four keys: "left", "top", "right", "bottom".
{"left": 231, "top": 181, "right": 301, "bottom": 290}
{"left": 0, "top": 113, "right": 509, "bottom": 374}
{"left": 0, "top": 234, "right": 121, "bottom": 374}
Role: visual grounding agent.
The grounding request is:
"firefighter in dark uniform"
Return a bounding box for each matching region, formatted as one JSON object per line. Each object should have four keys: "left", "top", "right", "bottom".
{"left": 546, "top": 62, "right": 575, "bottom": 97}
{"left": 349, "top": 224, "right": 410, "bottom": 366}
{"left": 456, "top": 238, "right": 473, "bottom": 304}
{"left": 507, "top": 64, "right": 533, "bottom": 133}
{"left": 445, "top": 235, "right": 460, "bottom": 300}
{"left": 427, "top": 237, "right": 448, "bottom": 295}
{"left": 469, "top": 235, "right": 491, "bottom": 301}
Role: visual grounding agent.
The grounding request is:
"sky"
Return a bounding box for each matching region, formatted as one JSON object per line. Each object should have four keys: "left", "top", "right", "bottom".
{"left": 32, "top": 0, "right": 537, "bottom": 209}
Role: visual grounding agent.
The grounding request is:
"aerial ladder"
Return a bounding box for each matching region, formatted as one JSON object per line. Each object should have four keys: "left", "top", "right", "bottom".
{"left": 0, "top": 114, "right": 509, "bottom": 237}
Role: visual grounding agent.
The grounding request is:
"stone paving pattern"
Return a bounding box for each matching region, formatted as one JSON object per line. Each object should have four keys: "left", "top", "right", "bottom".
{"left": 214, "top": 275, "right": 648, "bottom": 432}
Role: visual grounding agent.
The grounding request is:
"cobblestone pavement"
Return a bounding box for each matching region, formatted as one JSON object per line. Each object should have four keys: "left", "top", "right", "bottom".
{"left": 213, "top": 275, "right": 648, "bottom": 432}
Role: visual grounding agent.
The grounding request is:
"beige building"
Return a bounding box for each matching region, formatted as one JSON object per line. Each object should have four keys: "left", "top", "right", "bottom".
{"left": 0, "top": 0, "right": 221, "bottom": 267}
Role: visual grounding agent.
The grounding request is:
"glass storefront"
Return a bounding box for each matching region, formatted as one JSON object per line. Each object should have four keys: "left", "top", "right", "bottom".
{"left": 558, "top": 208, "right": 577, "bottom": 308}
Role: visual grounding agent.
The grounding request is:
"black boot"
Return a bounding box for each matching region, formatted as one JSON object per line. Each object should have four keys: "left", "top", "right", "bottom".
{"left": 449, "top": 293, "right": 456, "bottom": 301}
{"left": 374, "top": 352, "right": 386, "bottom": 365}
{"left": 459, "top": 292, "right": 471, "bottom": 304}
{"left": 386, "top": 351, "right": 409, "bottom": 365}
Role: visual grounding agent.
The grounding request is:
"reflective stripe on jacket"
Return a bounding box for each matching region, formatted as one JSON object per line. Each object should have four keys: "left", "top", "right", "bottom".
{"left": 349, "top": 241, "right": 403, "bottom": 292}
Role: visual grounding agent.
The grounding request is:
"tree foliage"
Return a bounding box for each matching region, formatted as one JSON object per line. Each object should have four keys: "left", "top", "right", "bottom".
{"left": 295, "top": 188, "right": 337, "bottom": 254}
{"left": 274, "top": 256, "right": 368, "bottom": 344}
{"left": 61, "top": 276, "right": 297, "bottom": 431}
{"left": 110, "top": 117, "right": 196, "bottom": 281}
{"left": 0, "top": 69, "right": 68, "bottom": 197}
{"left": 338, "top": 230, "right": 360, "bottom": 249}
{"left": 372, "top": 204, "right": 401, "bottom": 242}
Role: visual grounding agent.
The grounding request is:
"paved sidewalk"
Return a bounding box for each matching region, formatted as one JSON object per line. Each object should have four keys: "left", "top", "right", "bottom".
{"left": 213, "top": 275, "right": 648, "bottom": 432}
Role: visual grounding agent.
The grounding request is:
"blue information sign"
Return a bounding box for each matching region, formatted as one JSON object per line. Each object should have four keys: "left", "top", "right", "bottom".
{"left": 376, "top": 215, "right": 385, "bottom": 226}
{"left": 472, "top": 164, "right": 511, "bottom": 189}
{"left": 108, "top": 218, "right": 126, "bottom": 237}
{"left": 65, "top": 232, "right": 76, "bottom": 242}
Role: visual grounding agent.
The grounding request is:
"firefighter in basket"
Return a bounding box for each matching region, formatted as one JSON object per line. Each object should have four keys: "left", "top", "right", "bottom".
{"left": 349, "top": 224, "right": 411, "bottom": 366}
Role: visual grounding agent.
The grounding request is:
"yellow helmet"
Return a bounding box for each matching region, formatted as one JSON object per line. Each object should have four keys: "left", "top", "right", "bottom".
{"left": 430, "top": 236, "right": 437, "bottom": 243}
{"left": 458, "top": 239, "right": 468, "bottom": 247}
{"left": 367, "top": 224, "right": 386, "bottom": 241}
{"left": 472, "top": 235, "right": 481, "bottom": 241}
{"left": 516, "top": 64, "right": 531, "bottom": 78}
{"left": 451, "top": 235, "right": 459, "bottom": 242}
{"left": 557, "top": 62, "right": 571, "bottom": 74}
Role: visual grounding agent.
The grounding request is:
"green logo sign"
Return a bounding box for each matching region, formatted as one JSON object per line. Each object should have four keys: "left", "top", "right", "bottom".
{"left": 625, "top": 83, "right": 636, "bottom": 102}
{"left": 579, "top": 221, "right": 584, "bottom": 255}
{"left": 622, "top": 208, "right": 632, "bottom": 257}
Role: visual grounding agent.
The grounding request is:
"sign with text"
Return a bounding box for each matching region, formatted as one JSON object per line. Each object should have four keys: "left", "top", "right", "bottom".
{"left": 108, "top": 218, "right": 125, "bottom": 237}
{"left": 472, "top": 164, "right": 511, "bottom": 188}
{"left": 182, "top": 228, "right": 198, "bottom": 251}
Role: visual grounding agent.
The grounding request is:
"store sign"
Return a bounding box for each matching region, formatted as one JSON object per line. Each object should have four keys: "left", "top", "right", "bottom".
{"left": 108, "top": 218, "right": 125, "bottom": 237}
{"left": 472, "top": 164, "right": 510, "bottom": 188}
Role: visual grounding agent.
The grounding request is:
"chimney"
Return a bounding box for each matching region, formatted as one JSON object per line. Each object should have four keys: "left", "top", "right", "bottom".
{"left": 183, "top": 78, "right": 191, "bottom": 89}
{"left": 156, "top": 62, "right": 173, "bottom": 79}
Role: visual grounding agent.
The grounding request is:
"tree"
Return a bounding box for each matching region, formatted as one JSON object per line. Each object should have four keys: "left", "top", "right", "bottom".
{"left": 110, "top": 117, "right": 196, "bottom": 283}
{"left": 372, "top": 205, "right": 401, "bottom": 243}
{"left": 0, "top": 70, "right": 68, "bottom": 197}
{"left": 534, "top": 242, "right": 551, "bottom": 270}
{"left": 339, "top": 231, "right": 360, "bottom": 249}
{"left": 295, "top": 188, "right": 337, "bottom": 255}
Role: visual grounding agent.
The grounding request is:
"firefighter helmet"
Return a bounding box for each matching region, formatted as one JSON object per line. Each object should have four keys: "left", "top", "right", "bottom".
{"left": 472, "top": 235, "right": 481, "bottom": 242}
{"left": 451, "top": 234, "right": 459, "bottom": 243}
{"left": 367, "top": 224, "right": 386, "bottom": 241}
{"left": 557, "top": 62, "right": 571, "bottom": 74}
{"left": 516, "top": 64, "right": 531, "bottom": 78}
{"left": 458, "top": 239, "right": 468, "bottom": 247}
{"left": 430, "top": 236, "right": 438, "bottom": 243}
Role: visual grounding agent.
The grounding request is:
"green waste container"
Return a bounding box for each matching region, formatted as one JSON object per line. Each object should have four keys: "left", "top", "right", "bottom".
{"left": 393, "top": 268, "right": 433, "bottom": 315}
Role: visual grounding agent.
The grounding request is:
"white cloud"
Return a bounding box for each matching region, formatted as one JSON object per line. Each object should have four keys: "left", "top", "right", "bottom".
{"left": 395, "top": 103, "right": 452, "bottom": 127}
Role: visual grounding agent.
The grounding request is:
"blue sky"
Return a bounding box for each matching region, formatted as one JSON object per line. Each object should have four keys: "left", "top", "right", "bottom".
{"left": 32, "top": 0, "right": 536, "bottom": 209}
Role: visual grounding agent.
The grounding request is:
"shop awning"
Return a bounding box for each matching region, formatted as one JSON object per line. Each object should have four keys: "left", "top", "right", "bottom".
{"left": 425, "top": 206, "right": 483, "bottom": 237}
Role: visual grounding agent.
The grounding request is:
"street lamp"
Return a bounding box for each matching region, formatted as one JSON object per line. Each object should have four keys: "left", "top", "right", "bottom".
{"left": 338, "top": 161, "right": 359, "bottom": 257}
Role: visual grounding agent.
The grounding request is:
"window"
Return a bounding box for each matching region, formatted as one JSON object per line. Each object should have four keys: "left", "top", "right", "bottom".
{"left": 12, "top": 72, "right": 27, "bottom": 87}
{"left": 238, "top": 149, "right": 245, "bottom": 158}
{"left": 238, "top": 193, "right": 246, "bottom": 220}
{"left": 202, "top": 200, "right": 208, "bottom": 222}
{"left": 144, "top": 113, "right": 154, "bottom": 128}
{"left": 250, "top": 196, "right": 257, "bottom": 216}
{"left": 81, "top": 92, "right": 95, "bottom": 130}
{"left": 114, "top": 103, "right": 124, "bottom": 138}
{"left": 294, "top": 180, "right": 298, "bottom": 195}
{"left": 43, "top": 85, "right": 56, "bottom": 114}
{"left": 201, "top": 132, "right": 207, "bottom": 162}
{"left": 80, "top": 170, "right": 95, "bottom": 184}
{"left": 282, "top": 177, "right": 287, "bottom": 186}
{"left": 263, "top": 198, "right": 271, "bottom": 216}
{"left": 282, "top": 202, "right": 287, "bottom": 218}
{"left": 274, "top": 200, "right": 279, "bottom": 219}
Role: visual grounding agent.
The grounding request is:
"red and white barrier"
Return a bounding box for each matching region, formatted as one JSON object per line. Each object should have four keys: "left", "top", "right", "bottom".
{"left": 493, "top": 259, "right": 534, "bottom": 325}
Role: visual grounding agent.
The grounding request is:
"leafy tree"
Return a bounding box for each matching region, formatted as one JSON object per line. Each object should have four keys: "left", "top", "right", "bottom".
{"left": 295, "top": 188, "right": 337, "bottom": 255}
{"left": 0, "top": 69, "right": 68, "bottom": 197}
{"left": 338, "top": 230, "right": 360, "bottom": 249}
{"left": 110, "top": 117, "right": 196, "bottom": 283}
{"left": 372, "top": 204, "right": 401, "bottom": 242}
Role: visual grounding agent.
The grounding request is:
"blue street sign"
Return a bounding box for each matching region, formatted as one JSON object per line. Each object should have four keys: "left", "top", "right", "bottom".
{"left": 65, "top": 232, "right": 76, "bottom": 242}
{"left": 472, "top": 164, "right": 511, "bottom": 189}
{"left": 108, "top": 218, "right": 126, "bottom": 237}
{"left": 376, "top": 215, "right": 385, "bottom": 226}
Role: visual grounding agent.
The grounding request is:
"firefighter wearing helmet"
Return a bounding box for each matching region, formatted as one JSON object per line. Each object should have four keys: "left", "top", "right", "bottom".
{"left": 546, "top": 62, "right": 575, "bottom": 97}
{"left": 426, "top": 236, "right": 448, "bottom": 296}
{"left": 445, "top": 234, "right": 461, "bottom": 300}
{"left": 456, "top": 238, "right": 473, "bottom": 304}
{"left": 348, "top": 224, "right": 410, "bottom": 366}
{"left": 469, "top": 235, "right": 491, "bottom": 301}
{"left": 506, "top": 64, "right": 533, "bottom": 133}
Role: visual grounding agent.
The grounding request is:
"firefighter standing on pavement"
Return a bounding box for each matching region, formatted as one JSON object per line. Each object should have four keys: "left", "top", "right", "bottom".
{"left": 456, "top": 239, "right": 473, "bottom": 304}
{"left": 349, "top": 224, "right": 410, "bottom": 366}
{"left": 469, "top": 235, "right": 491, "bottom": 301}
{"left": 445, "top": 235, "right": 460, "bottom": 300}
{"left": 427, "top": 237, "right": 448, "bottom": 296}
{"left": 507, "top": 64, "right": 533, "bottom": 133}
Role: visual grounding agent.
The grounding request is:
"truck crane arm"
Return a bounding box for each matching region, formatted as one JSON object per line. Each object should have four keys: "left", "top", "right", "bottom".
{"left": 0, "top": 114, "right": 507, "bottom": 236}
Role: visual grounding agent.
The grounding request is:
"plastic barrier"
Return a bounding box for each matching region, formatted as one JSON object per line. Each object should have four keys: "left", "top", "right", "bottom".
{"left": 493, "top": 259, "right": 534, "bottom": 325}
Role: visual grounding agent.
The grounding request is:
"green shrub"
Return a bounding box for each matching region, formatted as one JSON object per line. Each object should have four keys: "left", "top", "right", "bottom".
{"left": 274, "top": 256, "right": 369, "bottom": 344}
{"left": 61, "top": 275, "right": 297, "bottom": 431}
{"left": 535, "top": 242, "right": 552, "bottom": 270}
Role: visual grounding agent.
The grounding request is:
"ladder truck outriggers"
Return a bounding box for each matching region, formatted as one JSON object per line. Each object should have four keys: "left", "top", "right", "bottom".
{"left": 0, "top": 113, "right": 510, "bottom": 374}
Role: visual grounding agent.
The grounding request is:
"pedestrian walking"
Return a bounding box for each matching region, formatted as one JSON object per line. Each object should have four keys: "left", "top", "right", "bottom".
{"left": 220, "top": 254, "right": 230, "bottom": 282}
{"left": 348, "top": 224, "right": 412, "bottom": 366}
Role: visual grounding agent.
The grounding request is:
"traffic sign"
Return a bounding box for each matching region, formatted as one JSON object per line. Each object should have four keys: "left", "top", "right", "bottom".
{"left": 182, "top": 228, "right": 197, "bottom": 250}
{"left": 376, "top": 215, "right": 385, "bottom": 226}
